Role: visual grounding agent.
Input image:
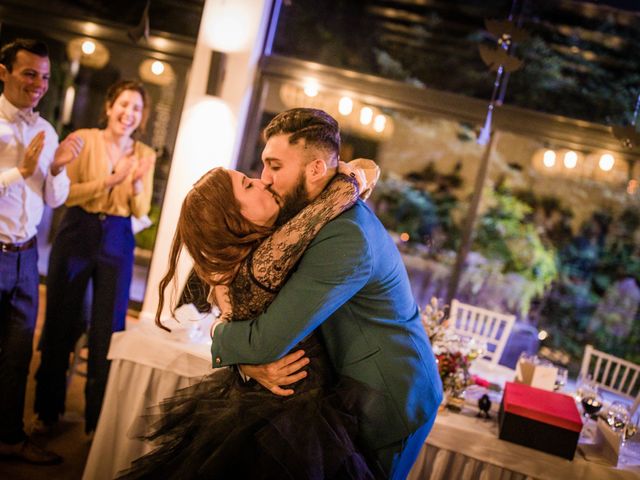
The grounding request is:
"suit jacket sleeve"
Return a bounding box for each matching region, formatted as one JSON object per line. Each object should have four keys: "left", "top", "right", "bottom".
{"left": 210, "top": 215, "right": 372, "bottom": 366}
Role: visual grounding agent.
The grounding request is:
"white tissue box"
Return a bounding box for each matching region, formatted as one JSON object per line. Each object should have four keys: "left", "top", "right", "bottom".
{"left": 514, "top": 359, "right": 557, "bottom": 391}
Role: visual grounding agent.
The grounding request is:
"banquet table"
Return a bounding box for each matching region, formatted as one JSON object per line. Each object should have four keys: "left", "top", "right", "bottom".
{"left": 82, "top": 321, "right": 215, "bottom": 480}
{"left": 83, "top": 320, "right": 640, "bottom": 480}
{"left": 408, "top": 401, "right": 640, "bottom": 480}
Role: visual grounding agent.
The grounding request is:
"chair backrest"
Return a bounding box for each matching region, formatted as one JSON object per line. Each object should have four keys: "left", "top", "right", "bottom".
{"left": 448, "top": 299, "right": 516, "bottom": 365}
{"left": 580, "top": 344, "right": 640, "bottom": 404}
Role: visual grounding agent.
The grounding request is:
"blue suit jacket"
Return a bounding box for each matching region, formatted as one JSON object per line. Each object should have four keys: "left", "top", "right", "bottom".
{"left": 211, "top": 200, "right": 443, "bottom": 449}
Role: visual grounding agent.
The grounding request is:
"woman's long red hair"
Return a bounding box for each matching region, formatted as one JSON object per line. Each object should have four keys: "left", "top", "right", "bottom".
{"left": 155, "top": 168, "right": 272, "bottom": 330}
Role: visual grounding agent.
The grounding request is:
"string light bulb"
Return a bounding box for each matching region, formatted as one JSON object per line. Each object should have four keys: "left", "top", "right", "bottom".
{"left": 373, "top": 114, "right": 387, "bottom": 133}
{"left": 543, "top": 150, "right": 556, "bottom": 168}
{"left": 81, "top": 40, "right": 96, "bottom": 55}
{"left": 303, "top": 79, "right": 319, "bottom": 97}
{"left": 563, "top": 151, "right": 578, "bottom": 169}
{"left": 598, "top": 153, "right": 615, "bottom": 171}
{"left": 338, "top": 96, "right": 353, "bottom": 115}
{"left": 151, "top": 60, "right": 165, "bottom": 76}
{"left": 360, "top": 106, "right": 373, "bottom": 125}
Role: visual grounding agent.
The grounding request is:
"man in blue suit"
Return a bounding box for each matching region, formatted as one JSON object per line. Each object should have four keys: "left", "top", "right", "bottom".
{"left": 210, "top": 108, "right": 442, "bottom": 479}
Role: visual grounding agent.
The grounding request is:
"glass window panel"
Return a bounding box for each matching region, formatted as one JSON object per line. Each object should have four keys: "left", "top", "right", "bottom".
{"left": 239, "top": 73, "right": 640, "bottom": 371}
{"left": 272, "top": 0, "right": 640, "bottom": 125}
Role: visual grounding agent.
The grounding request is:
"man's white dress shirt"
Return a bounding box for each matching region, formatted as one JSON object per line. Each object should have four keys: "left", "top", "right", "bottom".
{"left": 0, "top": 94, "right": 69, "bottom": 244}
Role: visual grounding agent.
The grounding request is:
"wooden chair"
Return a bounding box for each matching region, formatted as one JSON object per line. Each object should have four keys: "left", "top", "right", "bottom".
{"left": 448, "top": 299, "right": 516, "bottom": 366}
{"left": 579, "top": 344, "right": 640, "bottom": 413}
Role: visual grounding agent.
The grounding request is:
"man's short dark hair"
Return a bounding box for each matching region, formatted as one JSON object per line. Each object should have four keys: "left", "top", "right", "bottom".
{"left": 0, "top": 39, "right": 49, "bottom": 72}
{"left": 263, "top": 108, "right": 341, "bottom": 164}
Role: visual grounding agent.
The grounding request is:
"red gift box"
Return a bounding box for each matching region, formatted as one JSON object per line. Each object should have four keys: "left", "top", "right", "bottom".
{"left": 499, "top": 382, "right": 583, "bottom": 460}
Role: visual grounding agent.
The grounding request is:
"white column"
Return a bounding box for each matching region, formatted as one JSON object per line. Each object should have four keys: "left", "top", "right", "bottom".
{"left": 139, "top": 0, "right": 275, "bottom": 325}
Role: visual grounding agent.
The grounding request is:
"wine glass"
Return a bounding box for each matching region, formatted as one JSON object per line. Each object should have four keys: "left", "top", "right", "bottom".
{"left": 467, "top": 338, "right": 487, "bottom": 361}
{"left": 606, "top": 401, "right": 630, "bottom": 433}
{"left": 623, "top": 410, "right": 638, "bottom": 446}
{"left": 517, "top": 351, "right": 533, "bottom": 364}
{"left": 580, "top": 383, "right": 603, "bottom": 422}
{"left": 574, "top": 373, "right": 593, "bottom": 402}
{"left": 516, "top": 351, "right": 532, "bottom": 381}
{"left": 619, "top": 410, "right": 640, "bottom": 466}
{"left": 554, "top": 367, "right": 568, "bottom": 392}
{"left": 173, "top": 303, "right": 206, "bottom": 342}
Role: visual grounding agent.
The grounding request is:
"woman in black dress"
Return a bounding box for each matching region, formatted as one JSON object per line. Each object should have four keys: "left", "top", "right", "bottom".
{"left": 118, "top": 160, "right": 383, "bottom": 479}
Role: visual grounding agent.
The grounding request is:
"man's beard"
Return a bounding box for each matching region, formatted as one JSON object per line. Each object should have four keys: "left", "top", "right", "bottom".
{"left": 275, "top": 174, "right": 310, "bottom": 226}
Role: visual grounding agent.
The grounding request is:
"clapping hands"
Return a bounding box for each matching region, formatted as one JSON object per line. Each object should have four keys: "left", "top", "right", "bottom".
{"left": 19, "top": 131, "right": 45, "bottom": 179}
{"left": 51, "top": 133, "right": 84, "bottom": 176}
{"left": 105, "top": 150, "right": 135, "bottom": 188}
{"left": 132, "top": 154, "right": 155, "bottom": 184}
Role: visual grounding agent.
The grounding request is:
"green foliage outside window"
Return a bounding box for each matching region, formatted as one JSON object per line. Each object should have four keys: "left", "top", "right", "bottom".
{"left": 539, "top": 208, "right": 640, "bottom": 369}
{"left": 473, "top": 187, "right": 558, "bottom": 316}
{"left": 370, "top": 167, "right": 638, "bottom": 370}
{"left": 371, "top": 176, "right": 440, "bottom": 245}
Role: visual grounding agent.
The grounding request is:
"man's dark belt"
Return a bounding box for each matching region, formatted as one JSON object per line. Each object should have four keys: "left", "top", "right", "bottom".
{"left": 0, "top": 236, "right": 36, "bottom": 253}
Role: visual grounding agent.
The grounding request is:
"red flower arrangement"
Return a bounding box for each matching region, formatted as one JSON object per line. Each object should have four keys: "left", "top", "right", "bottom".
{"left": 436, "top": 349, "right": 473, "bottom": 394}
{"left": 421, "top": 298, "right": 475, "bottom": 398}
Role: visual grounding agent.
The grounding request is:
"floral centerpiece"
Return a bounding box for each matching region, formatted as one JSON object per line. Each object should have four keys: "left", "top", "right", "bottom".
{"left": 435, "top": 350, "right": 472, "bottom": 399}
{"left": 421, "top": 297, "right": 485, "bottom": 410}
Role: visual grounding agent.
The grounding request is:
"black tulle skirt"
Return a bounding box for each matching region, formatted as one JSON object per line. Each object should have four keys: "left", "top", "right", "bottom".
{"left": 116, "top": 344, "right": 383, "bottom": 479}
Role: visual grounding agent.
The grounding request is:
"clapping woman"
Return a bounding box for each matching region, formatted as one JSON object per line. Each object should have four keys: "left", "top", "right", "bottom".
{"left": 34, "top": 80, "right": 156, "bottom": 434}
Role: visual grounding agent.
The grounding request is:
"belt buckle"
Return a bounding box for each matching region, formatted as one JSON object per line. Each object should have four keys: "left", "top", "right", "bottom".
{"left": 98, "top": 213, "right": 107, "bottom": 221}
{"left": 1, "top": 244, "right": 7, "bottom": 253}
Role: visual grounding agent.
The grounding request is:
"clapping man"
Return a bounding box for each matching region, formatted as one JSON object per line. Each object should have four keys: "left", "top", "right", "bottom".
{"left": 0, "top": 38, "right": 83, "bottom": 465}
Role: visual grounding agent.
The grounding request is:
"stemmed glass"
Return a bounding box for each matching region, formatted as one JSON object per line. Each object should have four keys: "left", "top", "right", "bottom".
{"left": 606, "top": 401, "right": 630, "bottom": 433}
{"left": 554, "top": 367, "right": 568, "bottom": 392}
{"left": 467, "top": 338, "right": 487, "bottom": 362}
{"left": 574, "top": 373, "right": 593, "bottom": 402}
{"left": 518, "top": 351, "right": 534, "bottom": 364}
{"left": 173, "top": 303, "right": 208, "bottom": 343}
{"left": 580, "top": 382, "right": 603, "bottom": 422}
{"left": 623, "top": 410, "right": 638, "bottom": 446}
{"left": 619, "top": 410, "right": 640, "bottom": 466}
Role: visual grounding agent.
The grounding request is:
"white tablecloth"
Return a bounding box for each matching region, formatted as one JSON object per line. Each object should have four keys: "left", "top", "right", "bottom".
{"left": 83, "top": 324, "right": 640, "bottom": 480}
{"left": 408, "top": 408, "right": 640, "bottom": 480}
{"left": 82, "top": 322, "right": 215, "bottom": 480}
{"left": 410, "top": 360, "right": 640, "bottom": 480}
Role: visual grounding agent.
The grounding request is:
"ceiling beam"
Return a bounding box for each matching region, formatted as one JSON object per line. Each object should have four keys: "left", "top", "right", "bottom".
{"left": 262, "top": 55, "right": 639, "bottom": 160}
{"left": 0, "top": 5, "right": 195, "bottom": 60}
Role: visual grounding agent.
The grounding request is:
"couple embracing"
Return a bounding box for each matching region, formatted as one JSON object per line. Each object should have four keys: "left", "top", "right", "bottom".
{"left": 119, "top": 108, "right": 443, "bottom": 479}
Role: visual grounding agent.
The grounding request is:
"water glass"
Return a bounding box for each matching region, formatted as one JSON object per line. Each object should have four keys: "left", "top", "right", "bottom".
{"left": 606, "top": 401, "right": 630, "bottom": 433}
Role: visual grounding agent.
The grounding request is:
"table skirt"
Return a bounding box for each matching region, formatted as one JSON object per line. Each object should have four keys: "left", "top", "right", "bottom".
{"left": 82, "top": 359, "right": 205, "bottom": 480}
{"left": 408, "top": 445, "right": 530, "bottom": 480}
